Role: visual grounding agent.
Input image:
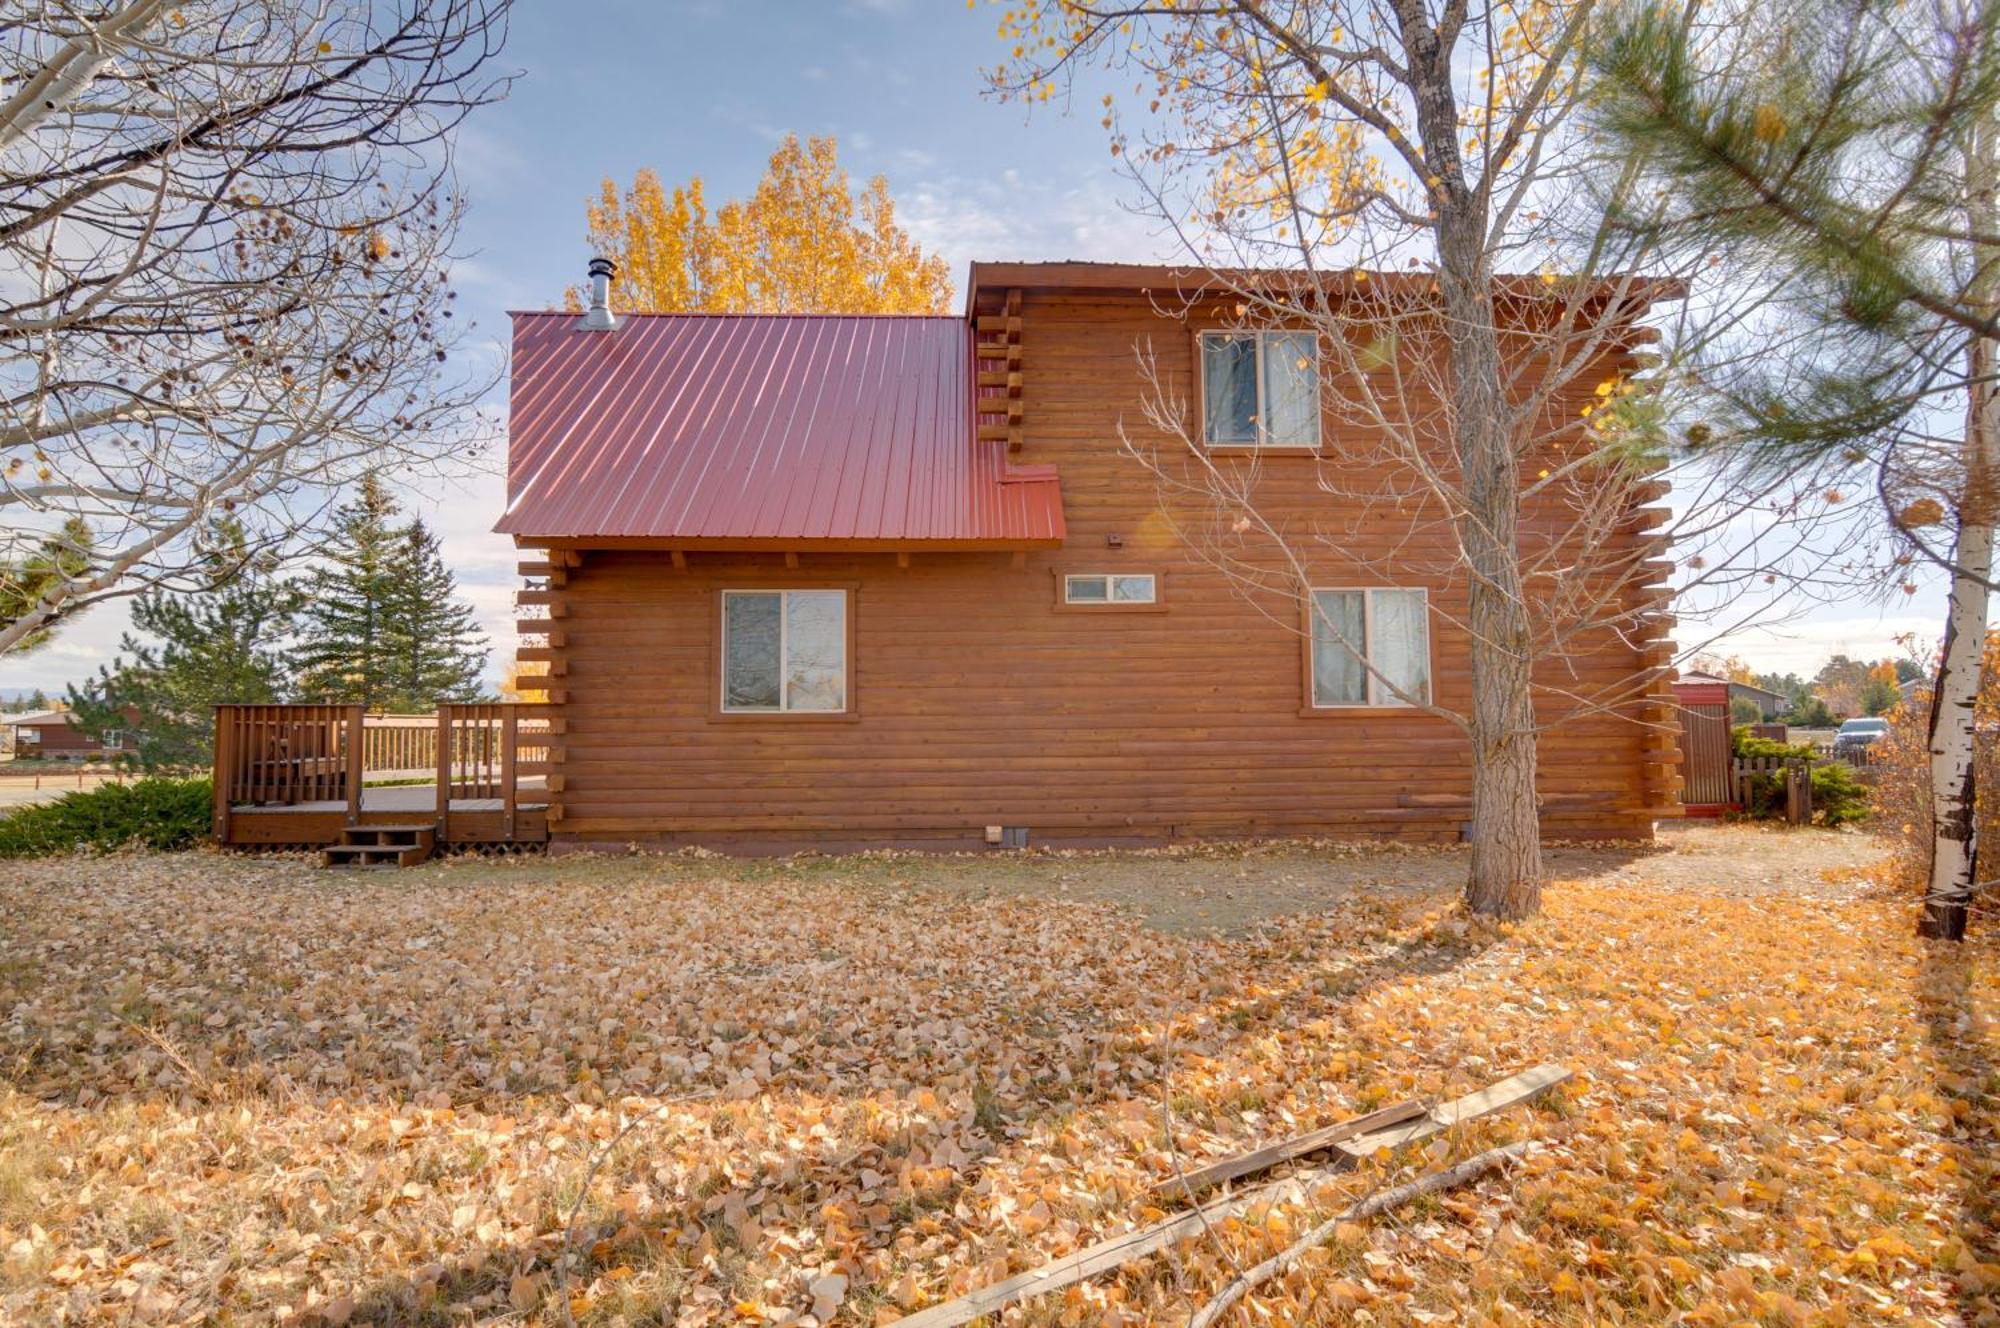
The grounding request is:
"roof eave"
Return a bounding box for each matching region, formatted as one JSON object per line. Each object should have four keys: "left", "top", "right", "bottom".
{"left": 502, "top": 534, "right": 1068, "bottom": 552}
{"left": 966, "top": 261, "right": 1689, "bottom": 309}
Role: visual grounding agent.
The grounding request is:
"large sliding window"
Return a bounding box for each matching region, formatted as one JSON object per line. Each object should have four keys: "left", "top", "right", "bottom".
{"left": 1308, "top": 588, "right": 1430, "bottom": 707}
{"left": 1200, "top": 330, "right": 1321, "bottom": 448}
{"left": 721, "top": 589, "right": 848, "bottom": 713}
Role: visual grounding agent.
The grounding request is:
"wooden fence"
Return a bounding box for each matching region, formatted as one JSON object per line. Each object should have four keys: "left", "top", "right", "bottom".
{"left": 1733, "top": 755, "right": 1815, "bottom": 825}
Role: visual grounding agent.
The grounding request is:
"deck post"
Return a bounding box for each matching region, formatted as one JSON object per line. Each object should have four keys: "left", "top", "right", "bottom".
{"left": 344, "top": 705, "right": 365, "bottom": 825}
{"left": 500, "top": 707, "right": 519, "bottom": 841}
{"left": 435, "top": 706, "right": 452, "bottom": 843}
{"left": 211, "top": 706, "right": 234, "bottom": 844}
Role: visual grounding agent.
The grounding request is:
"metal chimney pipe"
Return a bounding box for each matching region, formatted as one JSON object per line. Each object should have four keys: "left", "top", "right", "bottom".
{"left": 577, "top": 257, "right": 619, "bottom": 331}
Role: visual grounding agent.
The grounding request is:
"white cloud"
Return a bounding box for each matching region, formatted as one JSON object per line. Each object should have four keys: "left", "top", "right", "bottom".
{"left": 896, "top": 164, "right": 1174, "bottom": 277}
{"left": 0, "top": 620, "right": 117, "bottom": 692}
{"left": 1704, "top": 612, "right": 1943, "bottom": 675}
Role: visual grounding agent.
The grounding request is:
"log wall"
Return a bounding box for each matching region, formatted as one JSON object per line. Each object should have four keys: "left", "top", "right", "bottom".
{"left": 517, "top": 287, "right": 1679, "bottom": 850}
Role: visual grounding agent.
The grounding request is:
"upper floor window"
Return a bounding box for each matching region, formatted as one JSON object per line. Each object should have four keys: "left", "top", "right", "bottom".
{"left": 1200, "top": 330, "right": 1321, "bottom": 448}
{"left": 1309, "top": 587, "right": 1431, "bottom": 707}
{"left": 721, "top": 589, "right": 848, "bottom": 713}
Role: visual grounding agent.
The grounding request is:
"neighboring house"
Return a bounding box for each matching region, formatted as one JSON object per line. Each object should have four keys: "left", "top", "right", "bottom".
{"left": 5, "top": 709, "right": 126, "bottom": 760}
{"left": 1681, "top": 670, "right": 1790, "bottom": 721}
{"left": 497, "top": 260, "right": 1679, "bottom": 851}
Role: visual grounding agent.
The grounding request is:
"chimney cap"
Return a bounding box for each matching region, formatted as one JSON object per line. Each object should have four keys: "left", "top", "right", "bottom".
{"left": 577, "top": 256, "right": 619, "bottom": 332}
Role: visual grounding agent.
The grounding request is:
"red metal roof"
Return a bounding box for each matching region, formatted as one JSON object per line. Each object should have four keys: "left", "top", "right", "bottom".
{"left": 498, "top": 313, "right": 1065, "bottom": 546}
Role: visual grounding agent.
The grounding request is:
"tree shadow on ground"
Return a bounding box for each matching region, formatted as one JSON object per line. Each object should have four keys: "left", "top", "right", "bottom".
{"left": 292, "top": 926, "right": 1508, "bottom": 1325}
{"left": 1916, "top": 933, "right": 1999, "bottom": 1323}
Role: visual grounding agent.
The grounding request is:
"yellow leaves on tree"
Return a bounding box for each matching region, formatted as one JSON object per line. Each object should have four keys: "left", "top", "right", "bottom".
{"left": 568, "top": 135, "right": 952, "bottom": 316}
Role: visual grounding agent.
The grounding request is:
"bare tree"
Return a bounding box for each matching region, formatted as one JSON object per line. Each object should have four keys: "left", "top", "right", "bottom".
{"left": 992, "top": 1, "right": 1846, "bottom": 916}
{"left": 0, "top": 0, "right": 512, "bottom": 655}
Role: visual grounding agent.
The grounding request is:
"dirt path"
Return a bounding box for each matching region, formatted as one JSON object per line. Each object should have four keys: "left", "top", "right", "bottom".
{"left": 836, "top": 820, "right": 1889, "bottom": 932}
{"left": 540, "top": 820, "right": 1892, "bottom": 934}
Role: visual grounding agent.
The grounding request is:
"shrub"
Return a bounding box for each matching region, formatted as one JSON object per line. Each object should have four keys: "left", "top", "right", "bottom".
{"left": 1811, "top": 761, "right": 1870, "bottom": 826}
{"left": 0, "top": 777, "right": 213, "bottom": 857}
{"left": 1729, "top": 726, "right": 1865, "bottom": 827}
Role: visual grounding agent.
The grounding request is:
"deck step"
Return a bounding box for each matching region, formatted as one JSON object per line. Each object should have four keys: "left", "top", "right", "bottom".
{"left": 319, "top": 823, "right": 436, "bottom": 870}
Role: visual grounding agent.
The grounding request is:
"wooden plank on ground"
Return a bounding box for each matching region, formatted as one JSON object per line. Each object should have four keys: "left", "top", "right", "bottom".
{"left": 890, "top": 1178, "right": 1304, "bottom": 1328}
{"left": 1152, "top": 1098, "right": 1426, "bottom": 1197}
{"left": 1334, "top": 1062, "right": 1571, "bottom": 1157}
{"left": 890, "top": 1064, "right": 1570, "bottom": 1328}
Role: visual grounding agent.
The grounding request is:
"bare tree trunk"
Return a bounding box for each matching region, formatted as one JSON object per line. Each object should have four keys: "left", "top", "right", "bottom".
{"left": 1922, "top": 502, "right": 1989, "bottom": 941}
{"left": 1454, "top": 291, "right": 1546, "bottom": 919}
{"left": 1921, "top": 116, "right": 1999, "bottom": 943}
{"left": 1410, "top": 8, "right": 1545, "bottom": 917}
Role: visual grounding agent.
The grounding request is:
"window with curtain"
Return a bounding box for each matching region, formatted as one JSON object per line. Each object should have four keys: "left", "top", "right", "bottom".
{"left": 1200, "top": 330, "right": 1321, "bottom": 448}
{"left": 1309, "top": 587, "right": 1430, "bottom": 707}
{"left": 721, "top": 589, "right": 848, "bottom": 713}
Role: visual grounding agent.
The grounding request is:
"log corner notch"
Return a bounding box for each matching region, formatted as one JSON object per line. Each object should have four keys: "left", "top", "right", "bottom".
{"left": 512, "top": 544, "right": 578, "bottom": 825}
{"left": 1622, "top": 496, "right": 1682, "bottom": 818}
{"left": 974, "top": 287, "right": 1025, "bottom": 452}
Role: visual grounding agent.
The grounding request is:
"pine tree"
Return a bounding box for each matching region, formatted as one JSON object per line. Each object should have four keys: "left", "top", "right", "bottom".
{"left": 380, "top": 518, "right": 487, "bottom": 708}
{"left": 1588, "top": 0, "right": 2000, "bottom": 940}
{"left": 0, "top": 517, "right": 93, "bottom": 653}
{"left": 293, "top": 475, "right": 403, "bottom": 706}
{"left": 68, "top": 521, "right": 299, "bottom": 768}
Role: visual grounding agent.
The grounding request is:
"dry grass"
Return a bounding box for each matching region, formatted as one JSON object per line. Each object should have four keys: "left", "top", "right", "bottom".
{"left": 0, "top": 832, "right": 1994, "bottom": 1326}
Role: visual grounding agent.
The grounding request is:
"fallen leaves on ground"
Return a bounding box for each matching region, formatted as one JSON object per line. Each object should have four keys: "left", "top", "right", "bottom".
{"left": 0, "top": 833, "right": 1993, "bottom": 1326}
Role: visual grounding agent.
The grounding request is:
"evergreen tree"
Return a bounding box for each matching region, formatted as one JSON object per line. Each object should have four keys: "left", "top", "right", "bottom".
{"left": 292, "top": 475, "right": 489, "bottom": 710}
{"left": 293, "top": 475, "right": 403, "bottom": 706}
{"left": 1589, "top": 0, "right": 2000, "bottom": 939}
{"left": 381, "top": 518, "right": 487, "bottom": 708}
{"left": 68, "top": 522, "right": 300, "bottom": 769}
{"left": 0, "top": 517, "right": 93, "bottom": 653}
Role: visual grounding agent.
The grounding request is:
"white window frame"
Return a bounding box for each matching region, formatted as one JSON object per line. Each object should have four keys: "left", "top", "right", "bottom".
{"left": 1199, "top": 330, "right": 1322, "bottom": 449}
{"left": 719, "top": 588, "right": 849, "bottom": 715}
{"left": 16, "top": 727, "right": 39, "bottom": 744}
{"left": 101, "top": 729, "right": 124, "bottom": 749}
{"left": 1063, "top": 572, "right": 1157, "bottom": 605}
{"left": 1307, "top": 586, "right": 1431, "bottom": 709}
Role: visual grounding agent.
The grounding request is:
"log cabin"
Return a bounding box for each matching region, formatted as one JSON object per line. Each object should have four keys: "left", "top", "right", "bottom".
{"left": 496, "top": 258, "right": 1681, "bottom": 853}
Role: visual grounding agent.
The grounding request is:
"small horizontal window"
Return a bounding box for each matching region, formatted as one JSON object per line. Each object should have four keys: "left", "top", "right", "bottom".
{"left": 1065, "top": 573, "right": 1156, "bottom": 604}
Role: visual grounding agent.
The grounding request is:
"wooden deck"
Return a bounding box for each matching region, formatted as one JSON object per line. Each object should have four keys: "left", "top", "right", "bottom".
{"left": 213, "top": 705, "right": 552, "bottom": 848}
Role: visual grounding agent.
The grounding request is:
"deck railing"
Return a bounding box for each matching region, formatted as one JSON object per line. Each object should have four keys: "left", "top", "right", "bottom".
{"left": 213, "top": 703, "right": 549, "bottom": 842}
{"left": 434, "top": 702, "right": 553, "bottom": 841}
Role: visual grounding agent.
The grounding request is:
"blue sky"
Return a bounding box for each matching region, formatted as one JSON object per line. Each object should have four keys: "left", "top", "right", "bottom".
{"left": 0, "top": 0, "right": 1945, "bottom": 694}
